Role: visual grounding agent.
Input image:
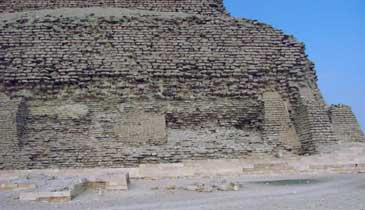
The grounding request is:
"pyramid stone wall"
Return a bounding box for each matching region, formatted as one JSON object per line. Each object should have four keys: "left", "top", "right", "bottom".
{"left": 0, "top": 0, "right": 227, "bottom": 16}
{"left": 0, "top": 11, "right": 313, "bottom": 101}
{"left": 0, "top": 1, "right": 363, "bottom": 169}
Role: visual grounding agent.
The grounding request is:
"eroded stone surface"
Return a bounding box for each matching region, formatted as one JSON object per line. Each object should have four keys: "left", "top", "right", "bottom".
{"left": 0, "top": 1, "right": 363, "bottom": 169}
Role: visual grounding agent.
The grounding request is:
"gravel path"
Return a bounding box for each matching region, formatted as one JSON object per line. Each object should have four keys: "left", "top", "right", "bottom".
{"left": 1, "top": 173, "right": 364, "bottom": 210}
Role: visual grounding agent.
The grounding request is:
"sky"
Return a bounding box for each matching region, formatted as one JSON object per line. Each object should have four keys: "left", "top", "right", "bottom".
{"left": 224, "top": 0, "right": 365, "bottom": 130}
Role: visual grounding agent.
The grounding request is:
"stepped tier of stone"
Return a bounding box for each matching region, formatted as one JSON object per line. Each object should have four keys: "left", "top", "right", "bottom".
{"left": 0, "top": 1, "right": 363, "bottom": 169}
{"left": 0, "top": 0, "right": 227, "bottom": 16}
{"left": 0, "top": 8, "right": 312, "bottom": 101}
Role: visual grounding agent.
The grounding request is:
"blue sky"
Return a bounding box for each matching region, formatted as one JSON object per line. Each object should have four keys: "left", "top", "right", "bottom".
{"left": 224, "top": 0, "right": 364, "bottom": 130}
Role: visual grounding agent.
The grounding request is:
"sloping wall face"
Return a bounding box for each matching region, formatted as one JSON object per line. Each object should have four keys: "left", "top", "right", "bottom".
{"left": 262, "top": 92, "right": 301, "bottom": 153}
{"left": 329, "top": 105, "right": 365, "bottom": 143}
{"left": 0, "top": 8, "right": 363, "bottom": 169}
{"left": 0, "top": 0, "right": 227, "bottom": 16}
{"left": 292, "top": 89, "right": 336, "bottom": 154}
{"left": 2, "top": 11, "right": 303, "bottom": 169}
{"left": 0, "top": 9, "right": 331, "bottom": 169}
{"left": 0, "top": 11, "right": 314, "bottom": 102}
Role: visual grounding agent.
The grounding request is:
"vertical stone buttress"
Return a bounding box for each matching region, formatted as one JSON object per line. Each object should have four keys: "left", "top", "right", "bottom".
{"left": 293, "top": 89, "right": 335, "bottom": 154}
{"left": 329, "top": 104, "right": 365, "bottom": 142}
{"left": 263, "top": 91, "right": 301, "bottom": 154}
{"left": 0, "top": 93, "right": 27, "bottom": 169}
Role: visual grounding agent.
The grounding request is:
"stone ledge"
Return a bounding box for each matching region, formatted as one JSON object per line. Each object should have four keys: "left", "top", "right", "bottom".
{"left": 86, "top": 173, "right": 130, "bottom": 191}
{"left": 13, "top": 173, "right": 129, "bottom": 202}
{"left": 0, "top": 183, "right": 35, "bottom": 192}
{"left": 19, "top": 180, "right": 86, "bottom": 202}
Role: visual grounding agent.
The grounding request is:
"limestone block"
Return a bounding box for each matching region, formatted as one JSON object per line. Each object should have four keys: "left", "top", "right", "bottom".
{"left": 19, "top": 180, "right": 86, "bottom": 202}
{"left": 0, "top": 183, "right": 35, "bottom": 192}
{"left": 86, "top": 173, "right": 129, "bottom": 190}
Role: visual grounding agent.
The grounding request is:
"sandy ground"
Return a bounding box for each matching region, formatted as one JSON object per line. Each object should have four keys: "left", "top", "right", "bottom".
{"left": 1, "top": 173, "right": 364, "bottom": 210}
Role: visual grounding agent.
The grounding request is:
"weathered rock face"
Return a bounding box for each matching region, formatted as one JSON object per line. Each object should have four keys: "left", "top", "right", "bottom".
{"left": 0, "top": 1, "right": 363, "bottom": 169}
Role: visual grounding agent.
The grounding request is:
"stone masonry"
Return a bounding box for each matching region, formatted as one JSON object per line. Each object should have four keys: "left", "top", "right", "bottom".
{"left": 0, "top": 93, "right": 28, "bottom": 169}
{"left": 262, "top": 91, "right": 301, "bottom": 153}
{"left": 0, "top": 1, "right": 363, "bottom": 169}
{"left": 329, "top": 105, "right": 365, "bottom": 143}
{"left": 0, "top": 0, "right": 227, "bottom": 16}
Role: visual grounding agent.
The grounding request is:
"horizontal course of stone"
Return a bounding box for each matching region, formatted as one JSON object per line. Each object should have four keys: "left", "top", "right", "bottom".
{"left": 0, "top": 8, "right": 313, "bottom": 102}
{"left": 0, "top": 0, "right": 227, "bottom": 16}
